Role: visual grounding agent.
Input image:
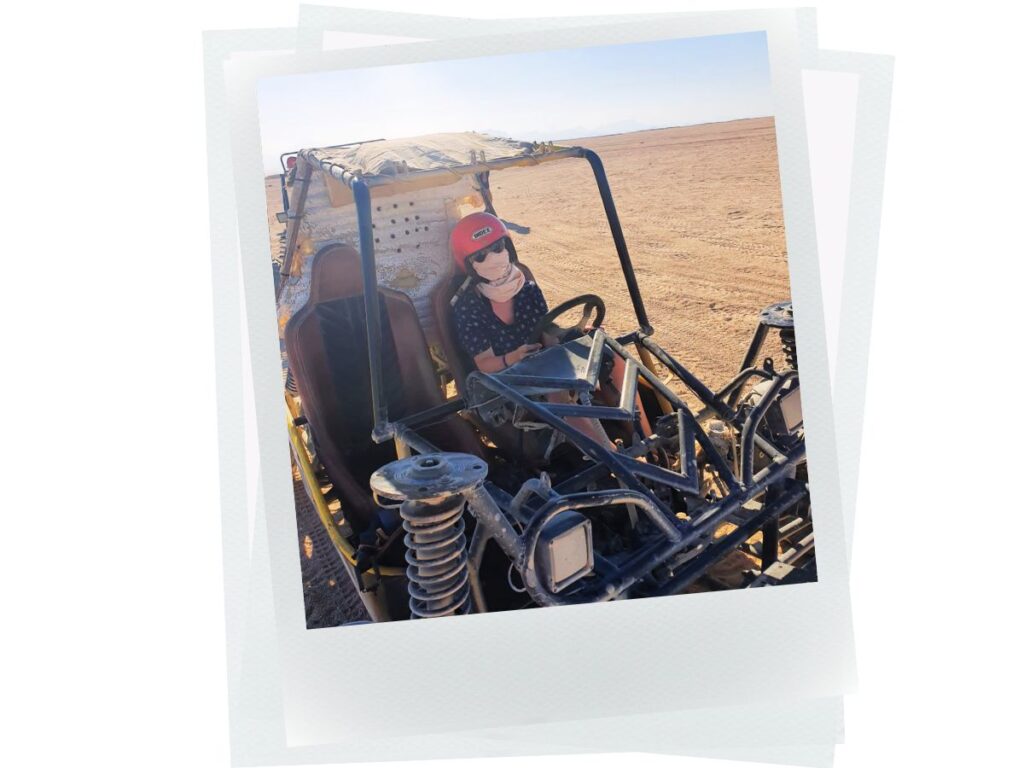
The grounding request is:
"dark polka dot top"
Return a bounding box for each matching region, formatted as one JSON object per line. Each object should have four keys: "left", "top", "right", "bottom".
{"left": 453, "top": 281, "right": 549, "bottom": 360}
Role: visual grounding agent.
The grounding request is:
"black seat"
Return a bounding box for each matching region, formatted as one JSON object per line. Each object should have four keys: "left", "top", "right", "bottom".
{"left": 285, "top": 244, "right": 483, "bottom": 530}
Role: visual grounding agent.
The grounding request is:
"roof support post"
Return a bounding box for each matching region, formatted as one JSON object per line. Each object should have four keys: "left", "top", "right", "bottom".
{"left": 582, "top": 149, "right": 652, "bottom": 335}
{"left": 277, "top": 157, "right": 313, "bottom": 299}
{"left": 351, "top": 178, "right": 392, "bottom": 442}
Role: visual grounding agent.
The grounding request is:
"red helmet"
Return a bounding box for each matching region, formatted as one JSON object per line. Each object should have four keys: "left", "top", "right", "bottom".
{"left": 449, "top": 212, "right": 509, "bottom": 273}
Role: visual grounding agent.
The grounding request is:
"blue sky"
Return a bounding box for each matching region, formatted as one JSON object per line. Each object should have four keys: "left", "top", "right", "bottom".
{"left": 257, "top": 32, "right": 772, "bottom": 173}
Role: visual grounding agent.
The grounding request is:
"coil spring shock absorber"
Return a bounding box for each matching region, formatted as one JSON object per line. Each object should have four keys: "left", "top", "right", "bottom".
{"left": 779, "top": 327, "right": 798, "bottom": 371}
{"left": 370, "top": 453, "right": 488, "bottom": 619}
{"left": 757, "top": 301, "right": 798, "bottom": 371}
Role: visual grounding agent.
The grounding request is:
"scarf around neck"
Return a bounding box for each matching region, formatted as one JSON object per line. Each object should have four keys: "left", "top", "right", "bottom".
{"left": 473, "top": 249, "right": 526, "bottom": 303}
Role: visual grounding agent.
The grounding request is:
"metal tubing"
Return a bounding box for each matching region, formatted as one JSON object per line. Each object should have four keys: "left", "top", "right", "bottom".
{"left": 549, "top": 431, "right": 675, "bottom": 495}
{"left": 388, "top": 382, "right": 805, "bottom": 612}
{"left": 466, "top": 523, "right": 489, "bottom": 613}
{"left": 278, "top": 157, "right": 313, "bottom": 297}
{"left": 778, "top": 532, "right": 815, "bottom": 567}
{"left": 715, "top": 367, "right": 773, "bottom": 402}
{"left": 677, "top": 408, "right": 698, "bottom": 482}
{"left": 480, "top": 482, "right": 533, "bottom": 526}
{"left": 694, "top": 423, "right": 742, "bottom": 492}
{"left": 509, "top": 474, "right": 555, "bottom": 523}
{"left": 585, "top": 329, "right": 608, "bottom": 384}
{"left": 754, "top": 433, "right": 785, "bottom": 460}
{"left": 637, "top": 334, "right": 737, "bottom": 422}
{"left": 468, "top": 442, "right": 804, "bottom": 609}
{"left": 495, "top": 374, "right": 595, "bottom": 392}
{"left": 761, "top": 518, "right": 780, "bottom": 570}
{"left": 602, "top": 335, "right": 685, "bottom": 411}
{"left": 740, "top": 322, "right": 771, "bottom": 373}
{"left": 394, "top": 398, "right": 467, "bottom": 431}
{"left": 614, "top": 453, "right": 700, "bottom": 495}
{"left": 540, "top": 403, "right": 635, "bottom": 420}
{"left": 661, "top": 448, "right": 806, "bottom": 577}
{"left": 462, "top": 486, "right": 523, "bottom": 563}
{"left": 542, "top": 489, "right": 682, "bottom": 544}
{"left": 394, "top": 437, "right": 411, "bottom": 459}
{"left": 684, "top": 442, "right": 805, "bottom": 537}
{"left": 552, "top": 462, "right": 612, "bottom": 494}
{"left": 302, "top": 146, "right": 586, "bottom": 188}
{"left": 286, "top": 411, "right": 405, "bottom": 577}
{"left": 602, "top": 335, "right": 741, "bottom": 491}
{"left": 352, "top": 179, "right": 391, "bottom": 442}
{"left": 635, "top": 345, "right": 674, "bottom": 418}
{"left": 391, "top": 422, "right": 440, "bottom": 455}
{"left": 751, "top": 445, "right": 805, "bottom": 485}
{"left": 278, "top": 173, "right": 290, "bottom": 219}
{"left": 759, "top": 466, "right": 782, "bottom": 571}
{"left": 656, "top": 482, "right": 808, "bottom": 595}
{"left": 618, "top": 358, "right": 639, "bottom": 413}
{"left": 582, "top": 150, "right": 652, "bottom": 334}
{"left": 465, "top": 370, "right": 684, "bottom": 524}
{"left": 740, "top": 371, "right": 798, "bottom": 486}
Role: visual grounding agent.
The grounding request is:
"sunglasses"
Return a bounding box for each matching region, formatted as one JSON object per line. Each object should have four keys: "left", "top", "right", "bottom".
{"left": 470, "top": 238, "right": 508, "bottom": 263}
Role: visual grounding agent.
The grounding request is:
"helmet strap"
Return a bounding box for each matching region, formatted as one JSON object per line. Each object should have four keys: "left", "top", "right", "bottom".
{"left": 449, "top": 273, "right": 477, "bottom": 308}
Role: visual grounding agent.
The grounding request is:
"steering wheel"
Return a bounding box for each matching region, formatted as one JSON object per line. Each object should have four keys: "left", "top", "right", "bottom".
{"left": 530, "top": 294, "right": 606, "bottom": 344}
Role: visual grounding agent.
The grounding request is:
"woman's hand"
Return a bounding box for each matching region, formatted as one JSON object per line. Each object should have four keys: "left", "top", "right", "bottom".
{"left": 506, "top": 342, "right": 542, "bottom": 366}
{"left": 472, "top": 343, "right": 542, "bottom": 373}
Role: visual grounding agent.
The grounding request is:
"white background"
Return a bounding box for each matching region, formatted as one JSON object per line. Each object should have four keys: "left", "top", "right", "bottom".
{"left": 2, "top": 2, "right": 1020, "bottom": 768}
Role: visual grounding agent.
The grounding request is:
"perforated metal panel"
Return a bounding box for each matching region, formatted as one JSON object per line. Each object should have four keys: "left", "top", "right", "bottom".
{"left": 278, "top": 172, "right": 485, "bottom": 349}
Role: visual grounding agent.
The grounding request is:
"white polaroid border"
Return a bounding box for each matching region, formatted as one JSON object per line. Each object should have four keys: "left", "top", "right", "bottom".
{"left": 814, "top": 49, "right": 893, "bottom": 565}
{"left": 205, "top": 9, "right": 888, "bottom": 765}
{"left": 203, "top": 24, "right": 300, "bottom": 708}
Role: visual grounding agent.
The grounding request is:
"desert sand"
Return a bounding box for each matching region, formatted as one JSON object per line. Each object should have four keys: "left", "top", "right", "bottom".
{"left": 496, "top": 117, "right": 791, "bottom": 391}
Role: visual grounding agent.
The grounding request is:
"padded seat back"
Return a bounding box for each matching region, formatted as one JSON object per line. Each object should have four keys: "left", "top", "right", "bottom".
{"left": 286, "top": 244, "right": 481, "bottom": 530}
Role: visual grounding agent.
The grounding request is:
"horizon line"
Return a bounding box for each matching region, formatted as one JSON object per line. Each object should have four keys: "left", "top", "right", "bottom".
{"left": 262, "top": 115, "right": 775, "bottom": 177}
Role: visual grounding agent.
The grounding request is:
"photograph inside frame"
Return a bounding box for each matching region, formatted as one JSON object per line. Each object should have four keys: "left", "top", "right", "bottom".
{"left": 258, "top": 31, "right": 816, "bottom": 627}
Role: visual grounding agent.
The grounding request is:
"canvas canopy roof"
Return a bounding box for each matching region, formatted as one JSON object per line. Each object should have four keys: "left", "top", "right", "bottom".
{"left": 298, "top": 132, "right": 580, "bottom": 187}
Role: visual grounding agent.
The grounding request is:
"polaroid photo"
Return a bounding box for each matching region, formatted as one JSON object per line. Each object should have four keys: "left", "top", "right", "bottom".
{"left": 226, "top": 5, "right": 852, "bottom": 746}
{"left": 206, "top": 7, "right": 890, "bottom": 764}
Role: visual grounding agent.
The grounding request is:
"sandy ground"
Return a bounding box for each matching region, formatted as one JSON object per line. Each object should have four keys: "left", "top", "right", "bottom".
{"left": 494, "top": 117, "right": 791, "bottom": 392}
{"left": 267, "top": 117, "right": 792, "bottom": 624}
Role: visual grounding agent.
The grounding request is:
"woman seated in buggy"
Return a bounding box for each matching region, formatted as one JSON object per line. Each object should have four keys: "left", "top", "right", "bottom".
{"left": 448, "top": 212, "right": 653, "bottom": 448}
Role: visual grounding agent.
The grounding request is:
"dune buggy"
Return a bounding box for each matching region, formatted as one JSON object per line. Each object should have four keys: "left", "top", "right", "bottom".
{"left": 274, "top": 132, "right": 813, "bottom": 622}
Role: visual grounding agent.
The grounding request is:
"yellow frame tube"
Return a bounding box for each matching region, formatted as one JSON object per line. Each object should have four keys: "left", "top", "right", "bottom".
{"left": 286, "top": 408, "right": 405, "bottom": 578}
{"left": 636, "top": 345, "right": 674, "bottom": 417}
